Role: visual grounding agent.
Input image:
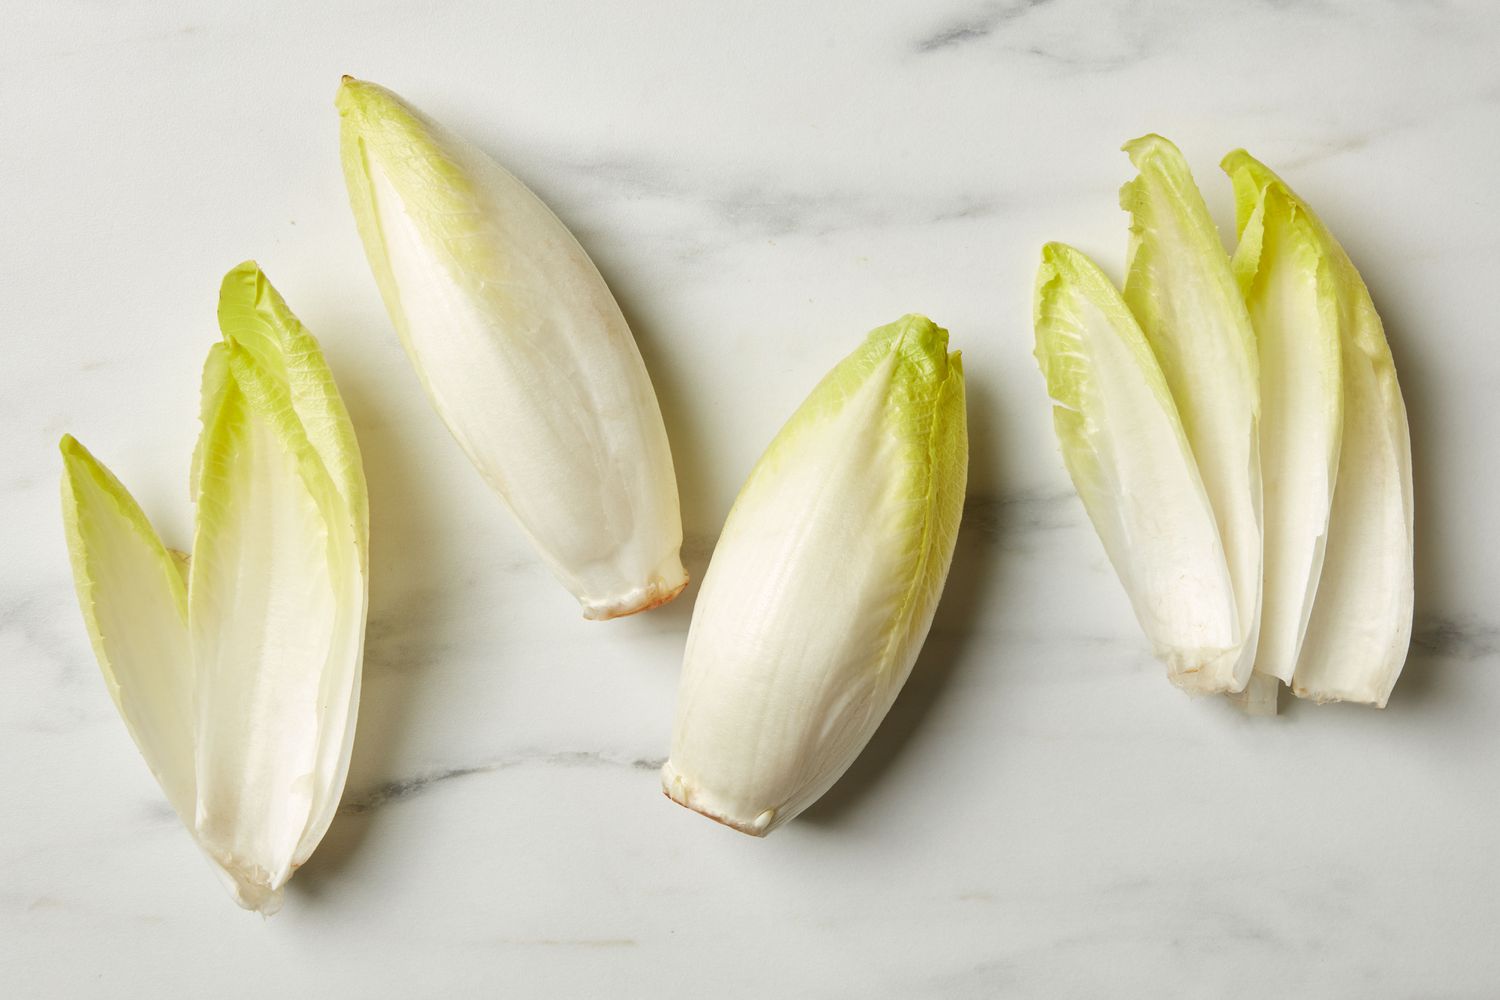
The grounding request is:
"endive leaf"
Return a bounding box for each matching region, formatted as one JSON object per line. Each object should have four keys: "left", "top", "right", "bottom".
{"left": 1121, "top": 135, "right": 1263, "bottom": 694}
{"left": 190, "top": 270, "right": 366, "bottom": 912}
{"left": 663, "top": 315, "right": 966, "bottom": 835}
{"left": 189, "top": 342, "right": 231, "bottom": 503}
{"left": 1223, "top": 151, "right": 1414, "bottom": 707}
{"left": 216, "top": 261, "right": 369, "bottom": 565}
{"left": 1226, "top": 171, "right": 1343, "bottom": 685}
{"left": 59, "top": 436, "right": 196, "bottom": 824}
{"left": 61, "top": 264, "right": 368, "bottom": 913}
{"left": 1034, "top": 244, "right": 1239, "bottom": 685}
{"left": 337, "top": 77, "right": 685, "bottom": 619}
{"left": 212, "top": 262, "right": 370, "bottom": 876}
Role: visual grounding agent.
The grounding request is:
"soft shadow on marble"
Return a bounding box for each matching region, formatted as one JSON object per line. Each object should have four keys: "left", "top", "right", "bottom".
{"left": 288, "top": 342, "right": 470, "bottom": 899}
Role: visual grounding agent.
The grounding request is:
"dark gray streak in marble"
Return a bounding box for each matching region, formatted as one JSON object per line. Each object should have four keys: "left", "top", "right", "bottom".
{"left": 340, "top": 751, "right": 666, "bottom": 815}
{"left": 340, "top": 763, "right": 492, "bottom": 814}
{"left": 914, "top": 0, "right": 1169, "bottom": 75}
{"left": 1411, "top": 614, "right": 1499, "bottom": 662}
{"left": 914, "top": 0, "right": 1053, "bottom": 54}
{"left": 960, "top": 489, "right": 1081, "bottom": 547}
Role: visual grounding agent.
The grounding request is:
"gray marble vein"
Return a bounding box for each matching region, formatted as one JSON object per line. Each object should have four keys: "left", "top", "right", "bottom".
{"left": 553, "top": 152, "right": 1007, "bottom": 247}
{"left": 912, "top": 0, "right": 1056, "bottom": 54}
{"left": 1411, "top": 614, "right": 1499, "bottom": 662}
{"left": 340, "top": 752, "right": 667, "bottom": 815}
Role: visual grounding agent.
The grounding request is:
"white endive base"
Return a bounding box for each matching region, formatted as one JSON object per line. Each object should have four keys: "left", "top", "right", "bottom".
{"left": 207, "top": 856, "right": 284, "bottom": 915}
{"left": 578, "top": 568, "right": 689, "bottom": 621}
{"left": 660, "top": 759, "right": 776, "bottom": 836}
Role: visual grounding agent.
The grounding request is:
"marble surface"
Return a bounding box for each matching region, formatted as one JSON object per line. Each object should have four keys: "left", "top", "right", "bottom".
{"left": 4, "top": 1, "right": 1499, "bottom": 996}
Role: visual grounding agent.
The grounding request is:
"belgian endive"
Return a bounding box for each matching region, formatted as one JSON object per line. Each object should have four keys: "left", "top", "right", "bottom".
{"left": 337, "top": 77, "right": 685, "bottom": 619}
{"left": 1034, "top": 244, "right": 1240, "bottom": 683}
{"left": 1119, "top": 135, "right": 1263, "bottom": 696}
{"left": 60, "top": 263, "right": 368, "bottom": 912}
{"left": 1224, "top": 158, "right": 1342, "bottom": 687}
{"left": 663, "top": 316, "right": 966, "bottom": 835}
{"left": 1224, "top": 151, "right": 1414, "bottom": 706}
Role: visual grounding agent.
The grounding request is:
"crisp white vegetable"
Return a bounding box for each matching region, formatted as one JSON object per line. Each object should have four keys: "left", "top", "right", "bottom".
{"left": 60, "top": 263, "right": 368, "bottom": 912}
{"left": 337, "top": 77, "right": 685, "bottom": 619}
{"left": 1225, "top": 167, "right": 1343, "bottom": 685}
{"left": 1121, "top": 135, "right": 1263, "bottom": 694}
{"left": 60, "top": 442, "right": 196, "bottom": 824}
{"left": 1224, "top": 151, "right": 1414, "bottom": 706}
{"left": 1034, "top": 243, "right": 1240, "bottom": 685}
{"left": 663, "top": 316, "right": 966, "bottom": 835}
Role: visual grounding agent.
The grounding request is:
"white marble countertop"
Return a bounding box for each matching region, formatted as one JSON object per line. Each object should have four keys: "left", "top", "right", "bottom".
{"left": 5, "top": 1, "right": 1499, "bottom": 996}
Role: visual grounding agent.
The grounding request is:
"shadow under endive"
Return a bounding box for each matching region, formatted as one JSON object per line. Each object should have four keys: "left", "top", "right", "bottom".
{"left": 1266, "top": 252, "right": 1472, "bottom": 717}
{"left": 290, "top": 346, "right": 465, "bottom": 901}
{"left": 591, "top": 256, "right": 721, "bottom": 639}
{"left": 1340, "top": 277, "right": 1452, "bottom": 712}
{"left": 297, "top": 197, "right": 722, "bottom": 899}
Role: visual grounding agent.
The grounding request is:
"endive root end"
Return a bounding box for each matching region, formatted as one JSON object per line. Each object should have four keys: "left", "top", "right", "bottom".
{"left": 581, "top": 572, "right": 689, "bottom": 621}
{"left": 660, "top": 760, "right": 774, "bottom": 837}
{"left": 206, "top": 855, "right": 287, "bottom": 915}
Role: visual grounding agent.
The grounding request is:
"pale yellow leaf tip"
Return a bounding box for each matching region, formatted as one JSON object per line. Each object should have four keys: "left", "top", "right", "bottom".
{"left": 59, "top": 432, "right": 84, "bottom": 463}
{"left": 1120, "top": 132, "right": 1175, "bottom": 155}
{"left": 335, "top": 75, "right": 399, "bottom": 119}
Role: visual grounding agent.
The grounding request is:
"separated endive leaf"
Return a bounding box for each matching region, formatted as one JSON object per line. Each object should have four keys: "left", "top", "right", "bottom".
{"left": 60, "top": 436, "right": 196, "bottom": 825}
{"left": 1121, "top": 135, "right": 1263, "bottom": 694}
{"left": 1224, "top": 151, "right": 1414, "bottom": 706}
{"left": 1226, "top": 173, "right": 1343, "bottom": 685}
{"left": 60, "top": 263, "right": 368, "bottom": 912}
{"left": 337, "top": 77, "right": 684, "bottom": 619}
{"left": 216, "top": 263, "right": 369, "bottom": 863}
{"left": 663, "top": 316, "right": 966, "bottom": 835}
{"left": 1034, "top": 244, "right": 1240, "bottom": 685}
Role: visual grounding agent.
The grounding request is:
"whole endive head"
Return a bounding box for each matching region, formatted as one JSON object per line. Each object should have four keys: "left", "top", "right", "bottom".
{"left": 663, "top": 315, "right": 967, "bottom": 835}
{"left": 60, "top": 263, "right": 368, "bottom": 912}
{"left": 336, "top": 77, "right": 685, "bottom": 619}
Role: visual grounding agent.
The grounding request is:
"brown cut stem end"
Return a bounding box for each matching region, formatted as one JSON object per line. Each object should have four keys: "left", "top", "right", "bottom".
{"left": 589, "top": 576, "right": 689, "bottom": 621}
{"left": 662, "top": 788, "right": 768, "bottom": 838}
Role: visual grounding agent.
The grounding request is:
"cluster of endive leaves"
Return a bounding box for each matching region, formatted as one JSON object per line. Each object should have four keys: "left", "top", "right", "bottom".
{"left": 61, "top": 264, "right": 368, "bottom": 912}
{"left": 60, "top": 79, "right": 1415, "bottom": 912}
{"left": 332, "top": 78, "right": 970, "bottom": 837}
{"left": 61, "top": 78, "right": 971, "bottom": 909}
{"left": 1034, "top": 135, "right": 1413, "bottom": 712}
{"left": 63, "top": 77, "right": 702, "bottom": 909}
